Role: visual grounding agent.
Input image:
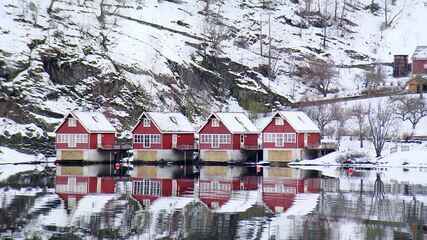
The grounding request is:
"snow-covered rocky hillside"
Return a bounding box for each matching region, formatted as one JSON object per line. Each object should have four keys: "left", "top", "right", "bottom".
{"left": 1, "top": 0, "right": 427, "bottom": 153}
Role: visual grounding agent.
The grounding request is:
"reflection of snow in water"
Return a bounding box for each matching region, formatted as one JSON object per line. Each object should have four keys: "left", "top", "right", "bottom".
{"left": 260, "top": 193, "right": 319, "bottom": 240}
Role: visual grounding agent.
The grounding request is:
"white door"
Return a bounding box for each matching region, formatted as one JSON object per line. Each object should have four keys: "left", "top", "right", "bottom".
{"left": 304, "top": 133, "right": 308, "bottom": 147}
{"left": 144, "top": 135, "right": 150, "bottom": 148}
{"left": 172, "top": 134, "right": 177, "bottom": 148}
{"left": 69, "top": 135, "right": 76, "bottom": 148}
{"left": 97, "top": 134, "right": 102, "bottom": 148}
{"left": 275, "top": 134, "right": 284, "bottom": 147}
{"left": 212, "top": 135, "right": 219, "bottom": 148}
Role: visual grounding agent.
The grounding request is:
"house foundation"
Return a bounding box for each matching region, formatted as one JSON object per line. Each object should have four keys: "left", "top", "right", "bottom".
{"left": 199, "top": 149, "right": 245, "bottom": 163}
{"left": 133, "top": 149, "right": 192, "bottom": 162}
{"left": 56, "top": 149, "right": 113, "bottom": 162}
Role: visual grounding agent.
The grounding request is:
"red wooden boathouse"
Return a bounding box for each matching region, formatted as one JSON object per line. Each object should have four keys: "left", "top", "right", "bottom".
{"left": 132, "top": 112, "right": 195, "bottom": 162}
{"left": 256, "top": 111, "right": 320, "bottom": 162}
{"left": 198, "top": 112, "right": 259, "bottom": 162}
{"left": 54, "top": 111, "right": 117, "bottom": 162}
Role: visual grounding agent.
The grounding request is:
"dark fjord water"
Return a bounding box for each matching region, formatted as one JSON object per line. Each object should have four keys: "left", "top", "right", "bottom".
{"left": 0, "top": 164, "right": 426, "bottom": 240}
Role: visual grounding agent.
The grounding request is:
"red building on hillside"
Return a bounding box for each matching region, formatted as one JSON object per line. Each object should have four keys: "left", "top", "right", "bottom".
{"left": 412, "top": 46, "right": 427, "bottom": 75}
{"left": 54, "top": 111, "right": 117, "bottom": 162}
{"left": 256, "top": 111, "right": 320, "bottom": 162}
{"left": 198, "top": 112, "right": 259, "bottom": 162}
{"left": 132, "top": 112, "right": 195, "bottom": 162}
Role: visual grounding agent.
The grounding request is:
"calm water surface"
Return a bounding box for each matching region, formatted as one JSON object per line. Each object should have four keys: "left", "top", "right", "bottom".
{"left": 0, "top": 163, "right": 426, "bottom": 240}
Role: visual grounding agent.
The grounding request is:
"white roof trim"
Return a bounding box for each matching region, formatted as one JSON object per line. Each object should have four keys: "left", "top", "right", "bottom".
{"left": 54, "top": 111, "right": 116, "bottom": 133}
{"left": 199, "top": 112, "right": 259, "bottom": 134}
{"left": 257, "top": 111, "right": 320, "bottom": 133}
{"left": 132, "top": 112, "right": 195, "bottom": 133}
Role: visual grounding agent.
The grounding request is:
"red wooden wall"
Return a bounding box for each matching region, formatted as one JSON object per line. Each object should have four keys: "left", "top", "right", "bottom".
{"left": 412, "top": 59, "right": 427, "bottom": 75}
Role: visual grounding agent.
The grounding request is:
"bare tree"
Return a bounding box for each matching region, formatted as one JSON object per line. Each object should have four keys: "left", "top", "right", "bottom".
{"left": 305, "top": 104, "right": 335, "bottom": 135}
{"left": 331, "top": 103, "right": 347, "bottom": 145}
{"left": 202, "top": 5, "right": 227, "bottom": 59}
{"left": 361, "top": 64, "right": 386, "bottom": 92}
{"left": 368, "top": 102, "right": 394, "bottom": 157}
{"left": 303, "top": 59, "right": 338, "bottom": 97}
{"left": 47, "top": 0, "right": 57, "bottom": 14}
{"left": 352, "top": 103, "right": 369, "bottom": 148}
{"left": 28, "top": 1, "right": 38, "bottom": 26}
{"left": 304, "top": 0, "right": 313, "bottom": 12}
{"left": 392, "top": 96, "right": 427, "bottom": 132}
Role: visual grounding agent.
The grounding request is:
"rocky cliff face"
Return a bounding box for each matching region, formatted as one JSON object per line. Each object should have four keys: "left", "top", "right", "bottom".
{"left": 0, "top": 0, "right": 425, "bottom": 153}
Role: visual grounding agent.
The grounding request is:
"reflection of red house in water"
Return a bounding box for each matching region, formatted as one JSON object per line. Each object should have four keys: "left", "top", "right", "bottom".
{"left": 262, "top": 168, "right": 320, "bottom": 213}
{"left": 197, "top": 166, "right": 259, "bottom": 209}
{"left": 55, "top": 165, "right": 116, "bottom": 210}
{"left": 130, "top": 165, "right": 194, "bottom": 207}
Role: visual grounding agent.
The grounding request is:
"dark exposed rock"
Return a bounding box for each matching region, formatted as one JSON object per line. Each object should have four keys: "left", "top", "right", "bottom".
{"left": 40, "top": 53, "right": 101, "bottom": 85}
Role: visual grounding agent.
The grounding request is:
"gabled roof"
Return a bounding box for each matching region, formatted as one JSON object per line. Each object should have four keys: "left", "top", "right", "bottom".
{"left": 413, "top": 46, "right": 427, "bottom": 60}
{"left": 256, "top": 111, "right": 320, "bottom": 133}
{"left": 201, "top": 112, "right": 259, "bottom": 134}
{"left": 134, "top": 112, "right": 195, "bottom": 133}
{"left": 54, "top": 111, "right": 116, "bottom": 133}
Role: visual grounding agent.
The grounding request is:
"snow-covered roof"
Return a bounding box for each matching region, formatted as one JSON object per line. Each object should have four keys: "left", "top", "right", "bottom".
{"left": 206, "top": 112, "right": 259, "bottom": 134}
{"left": 413, "top": 46, "right": 427, "bottom": 60}
{"left": 73, "top": 111, "right": 116, "bottom": 133}
{"left": 54, "top": 111, "right": 116, "bottom": 133}
{"left": 256, "top": 111, "right": 320, "bottom": 133}
{"left": 141, "top": 112, "right": 195, "bottom": 133}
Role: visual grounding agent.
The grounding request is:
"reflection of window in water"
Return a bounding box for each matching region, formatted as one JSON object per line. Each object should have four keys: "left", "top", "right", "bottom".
{"left": 199, "top": 181, "right": 230, "bottom": 192}
{"left": 133, "top": 180, "right": 161, "bottom": 196}
{"left": 55, "top": 176, "right": 88, "bottom": 194}
{"left": 263, "top": 184, "right": 296, "bottom": 193}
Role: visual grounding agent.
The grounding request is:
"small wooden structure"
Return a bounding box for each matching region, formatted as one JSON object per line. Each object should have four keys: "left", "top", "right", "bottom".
{"left": 406, "top": 75, "right": 427, "bottom": 93}
{"left": 393, "top": 55, "right": 409, "bottom": 77}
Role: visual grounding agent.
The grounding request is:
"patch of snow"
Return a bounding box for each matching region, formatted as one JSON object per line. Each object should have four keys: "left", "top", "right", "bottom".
{"left": 214, "top": 190, "right": 258, "bottom": 213}
{"left": 71, "top": 194, "right": 119, "bottom": 224}
{"left": 212, "top": 112, "right": 259, "bottom": 134}
{"left": 143, "top": 112, "right": 195, "bottom": 133}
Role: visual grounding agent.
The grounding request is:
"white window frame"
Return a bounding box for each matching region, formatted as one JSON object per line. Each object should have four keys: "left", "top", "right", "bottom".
{"left": 143, "top": 118, "right": 150, "bottom": 127}
{"left": 133, "top": 134, "right": 160, "bottom": 146}
{"left": 275, "top": 117, "right": 284, "bottom": 126}
{"left": 285, "top": 133, "right": 296, "bottom": 143}
{"left": 68, "top": 118, "right": 77, "bottom": 127}
{"left": 211, "top": 135, "right": 220, "bottom": 148}
{"left": 211, "top": 118, "right": 220, "bottom": 127}
{"left": 275, "top": 133, "right": 284, "bottom": 147}
{"left": 200, "top": 134, "right": 231, "bottom": 146}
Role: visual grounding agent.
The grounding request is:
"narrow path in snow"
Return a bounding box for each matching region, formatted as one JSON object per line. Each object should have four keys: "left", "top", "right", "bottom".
{"left": 293, "top": 89, "right": 412, "bottom": 107}
{"left": 112, "top": 13, "right": 206, "bottom": 41}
